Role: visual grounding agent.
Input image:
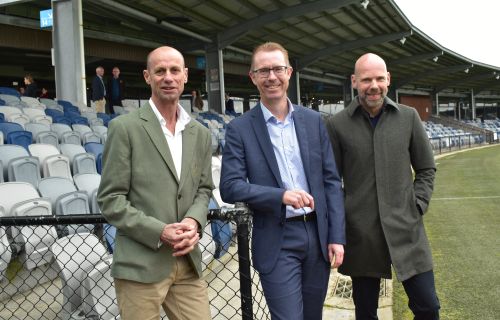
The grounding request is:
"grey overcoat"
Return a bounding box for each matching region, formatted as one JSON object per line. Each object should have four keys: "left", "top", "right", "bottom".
{"left": 325, "top": 97, "right": 436, "bottom": 281}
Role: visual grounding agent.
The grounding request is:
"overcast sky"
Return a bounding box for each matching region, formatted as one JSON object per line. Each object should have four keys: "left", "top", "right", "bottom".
{"left": 394, "top": 0, "right": 500, "bottom": 68}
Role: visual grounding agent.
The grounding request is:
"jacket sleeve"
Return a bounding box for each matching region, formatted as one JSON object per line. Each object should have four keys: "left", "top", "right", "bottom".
{"left": 409, "top": 109, "right": 436, "bottom": 214}
{"left": 219, "top": 121, "right": 284, "bottom": 217}
{"left": 184, "top": 127, "right": 213, "bottom": 236}
{"left": 320, "top": 118, "right": 346, "bottom": 244}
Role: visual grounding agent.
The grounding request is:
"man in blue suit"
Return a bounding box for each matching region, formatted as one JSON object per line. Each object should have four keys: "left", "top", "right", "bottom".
{"left": 220, "top": 42, "right": 346, "bottom": 320}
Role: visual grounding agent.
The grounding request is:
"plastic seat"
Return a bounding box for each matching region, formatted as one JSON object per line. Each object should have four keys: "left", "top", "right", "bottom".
{"left": 51, "top": 123, "right": 81, "bottom": 145}
{"left": 60, "top": 144, "right": 97, "bottom": 175}
{"left": 45, "top": 108, "right": 64, "bottom": 119}
{"left": 7, "top": 113, "right": 30, "bottom": 128}
{"left": 91, "top": 125, "right": 108, "bottom": 143}
{"left": 32, "top": 114, "right": 53, "bottom": 126}
{"left": 51, "top": 233, "right": 110, "bottom": 320}
{"left": 0, "top": 121, "right": 23, "bottom": 143}
{"left": 28, "top": 143, "right": 60, "bottom": 170}
{"left": 82, "top": 256, "right": 119, "bottom": 319}
{"left": 6, "top": 130, "right": 32, "bottom": 151}
{"left": 0, "top": 87, "right": 21, "bottom": 97}
{"left": 20, "top": 96, "right": 45, "bottom": 109}
{"left": 0, "top": 182, "right": 41, "bottom": 253}
{"left": 0, "top": 205, "right": 12, "bottom": 281}
{"left": 0, "top": 131, "right": 3, "bottom": 145}
{"left": 0, "top": 105, "right": 22, "bottom": 118}
{"left": 72, "top": 124, "right": 101, "bottom": 144}
{"left": 89, "top": 118, "right": 104, "bottom": 127}
{"left": 22, "top": 107, "right": 46, "bottom": 120}
{"left": 43, "top": 154, "right": 72, "bottom": 180}
{"left": 11, "top": 198, "right": 57, "bottom": 270}
{"left": 0, "top": 144, "right": 30, "bottom": 178}
{"left": 7, "top": 156, "right": 41, "bottom": 187}
{"left": 25, "top": 123, "right": 51, "bottom": 142}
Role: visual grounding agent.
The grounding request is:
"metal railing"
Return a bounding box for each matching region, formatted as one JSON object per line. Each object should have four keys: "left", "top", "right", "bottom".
{"left": 0, "top": 206, "right": 270, "bottom": 320}
{"left": 429, "top": 133, "right": 484, "bottom": 155}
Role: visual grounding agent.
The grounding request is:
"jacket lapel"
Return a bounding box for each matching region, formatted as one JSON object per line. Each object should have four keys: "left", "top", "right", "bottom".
{"left": 250, "top": 105, "right": 284, "bottom": 188}
{"left": 178, "top": 120, "right": 196, "bottom": 191}
{"left": 292, "top": 106, "right": 311, "bottom": 184}
{"left": 140, "top": 103, "right": 179, "bottom": 183}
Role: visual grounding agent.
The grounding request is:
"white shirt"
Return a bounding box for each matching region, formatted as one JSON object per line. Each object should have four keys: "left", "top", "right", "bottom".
{"left": 149, "top": 98, "right": 191, "bottom": 180}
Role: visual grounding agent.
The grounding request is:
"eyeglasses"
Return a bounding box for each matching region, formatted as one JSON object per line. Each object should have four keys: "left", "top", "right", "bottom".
{"left": 252, "top": 66, "right": 289, "bottom": 77}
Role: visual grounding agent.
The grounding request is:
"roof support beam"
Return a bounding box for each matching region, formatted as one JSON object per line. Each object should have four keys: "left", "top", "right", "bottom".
{"left": 388, "top": 51, "right": 443, "bottom": 67}
{"left": 434, "top": 72, "right": 497, "bottom": 93}
{"left": 394, "top": 64, "right": 473, "bottom": 90}
{"left": 216, "top": 0, "right": 358, "bottom": 49}
{"left": 297, "top": 30, "right": 412, "bottom": 70}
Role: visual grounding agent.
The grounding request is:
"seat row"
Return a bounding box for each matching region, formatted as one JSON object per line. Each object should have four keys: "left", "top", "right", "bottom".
{"left": 0, "top": 143, "right": 104, "bottom": 188}
{"left": 0, "top": 121, "right": 107, "bottom": 150}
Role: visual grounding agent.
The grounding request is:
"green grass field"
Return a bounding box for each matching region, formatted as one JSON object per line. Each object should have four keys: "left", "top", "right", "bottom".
{"left": 393, "top": 145, "right": 500, "bottom": 319}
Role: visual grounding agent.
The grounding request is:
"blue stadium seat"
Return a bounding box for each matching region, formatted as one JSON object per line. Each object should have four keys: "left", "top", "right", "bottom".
{"left": 0, "top": 122, "right": 24, "bottom": 143}
{"left": 70, "top": 116, "right": 89, "bottom": 126}
{"left": 0, "top": 99, "right": 5, "bottom": 106}
{"left": 6, "top": 131, "right": 32, "bottom": 151}
{"left": 45, "top": 108, "right": 64, "bottom": 119}
{"left": 0, "top": 87, "right": 20, "bottom": 97}
{"left": 53, "top": 115, "right": 72, "bottom": 126}
{"left": 0, "top": 113, "right": 4, "bottom": 122}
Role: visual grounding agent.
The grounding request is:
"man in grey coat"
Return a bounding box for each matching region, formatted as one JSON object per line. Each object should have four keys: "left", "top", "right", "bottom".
{"left": 325, "top": 53, "right": 440, "bottom": 320}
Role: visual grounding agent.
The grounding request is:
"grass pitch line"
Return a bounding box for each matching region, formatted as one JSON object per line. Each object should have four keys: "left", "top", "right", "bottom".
{"left": 432, "top": 195, "right": 500, "bottom": 201}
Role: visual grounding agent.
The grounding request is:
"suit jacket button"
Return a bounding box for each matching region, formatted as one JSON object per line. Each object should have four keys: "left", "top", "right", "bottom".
{"left": 177, "top": 194, "right": 182, "bottom": 199}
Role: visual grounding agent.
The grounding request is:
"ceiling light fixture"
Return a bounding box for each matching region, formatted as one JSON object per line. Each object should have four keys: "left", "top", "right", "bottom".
{"left": 360, "top": 0, "right": 370, "bottom": 9}
{"left": 432, "top": 56, "right": 439, "bottom": 62}
{"left": 464, "top": 68, "right": 469, "bottom": 73}
{"left": 399, "top": 37, "right": 406, "bottom": 45}
{"left": 496, "top": 75, "right": 500, "bottom": 80}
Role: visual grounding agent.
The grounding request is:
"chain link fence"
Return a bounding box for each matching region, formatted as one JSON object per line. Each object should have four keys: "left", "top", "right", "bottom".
{"left": 0, "top": 207, "right": 270, "bottom": 320}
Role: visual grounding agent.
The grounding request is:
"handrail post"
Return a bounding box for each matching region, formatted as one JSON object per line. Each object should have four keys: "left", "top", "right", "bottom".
{"left": 233, "top": 203, "right": 254, "bottom": 320}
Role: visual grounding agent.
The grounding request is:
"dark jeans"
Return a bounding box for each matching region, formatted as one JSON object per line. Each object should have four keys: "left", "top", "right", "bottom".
{"left": 351, "top": 270, "right": 440, "bottom": 320}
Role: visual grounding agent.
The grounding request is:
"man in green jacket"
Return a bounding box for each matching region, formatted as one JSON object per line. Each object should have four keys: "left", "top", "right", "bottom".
{"left": 325, "top": 53, "right": 440, "bottom": 320}
{"left": 97, "top": 46, "right": 213, "bottom": 320}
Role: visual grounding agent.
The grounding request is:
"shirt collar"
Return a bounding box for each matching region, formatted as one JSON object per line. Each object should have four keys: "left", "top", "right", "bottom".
{"left": 149, "top": 98, "right": 191, "bottom": 129}
{"left": 347, "top": 96, "right": 399, "bottom": 117}
{"left": 260, "top": 98, "right": 295, "bottom": 124}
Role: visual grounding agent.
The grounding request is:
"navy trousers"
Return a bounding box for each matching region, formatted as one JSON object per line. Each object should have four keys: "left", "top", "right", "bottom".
{"left": 351, "top": 270, "right": 440, "bottom": 320}
{"left": 259, "top": 220, "right": 330, "bottom": 320}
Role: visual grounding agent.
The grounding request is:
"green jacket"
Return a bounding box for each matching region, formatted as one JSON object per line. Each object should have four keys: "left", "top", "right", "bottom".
{"left": 97, "top": 102, "right": 213, "bottom": 283}
{"left": 325, "top": 97, "right": 435, "bottom": 281}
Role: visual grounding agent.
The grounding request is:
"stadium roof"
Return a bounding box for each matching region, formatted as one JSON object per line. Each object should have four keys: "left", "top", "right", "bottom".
{"left": 1, "top": 0, "right": 499, "bottom": 101}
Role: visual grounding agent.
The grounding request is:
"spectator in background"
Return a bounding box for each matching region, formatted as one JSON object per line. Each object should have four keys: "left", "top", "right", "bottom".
{"left": 224, "top": 93, "right": 236, "bottom": 116}
{"left": 194, "top": 89, "right": 204, "bottom": 111}
{"left": 324, "top": 53, "right": 440, "bottom": 320}
{"left": 19, "top": 87, "right": 25, "bottom": 96}
{"left": 23, "top": 74, "right": 37, "bottom": 97}
{"left": 92, "top": 66, "right": 106, "bottom": 113}
{"left": 97, "top": 46, "right": 213, "bottom": 320}
{"left": 220, "top": 42, "right": 345, "bottom": 320}
{"left": 107, "top": 66, "right": 125, "bottom": 114}
{"left": 39, "top": 87, "right": 49, "bottom": 99}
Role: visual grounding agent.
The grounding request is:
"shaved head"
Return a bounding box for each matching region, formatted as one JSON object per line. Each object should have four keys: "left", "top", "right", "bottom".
{"left": 146, "top": 46, "right": 185, "bottom": 71}
{"left": 354, "top": 53, "right": 387, "bottom": 76}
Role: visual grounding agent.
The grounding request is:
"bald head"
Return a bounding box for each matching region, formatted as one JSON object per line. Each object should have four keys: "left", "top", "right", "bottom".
{"left": 354, "top": 53, "right": 388, "bottom": 76}
{"left": 351, "top": 53, "right": 391, "bottom": 114}
{"left": 143, "top": 46, "right": 188, "bottom": 107}
{"left": 146, "top": 46, "right": 185, "bottom": 71}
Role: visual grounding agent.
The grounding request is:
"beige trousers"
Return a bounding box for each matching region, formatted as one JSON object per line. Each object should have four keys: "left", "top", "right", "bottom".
{"left": 94, "top": 98, "right": 106, "bottom": 113}
{"left": 114, "top": 256, "right": 211, "bottom": 320}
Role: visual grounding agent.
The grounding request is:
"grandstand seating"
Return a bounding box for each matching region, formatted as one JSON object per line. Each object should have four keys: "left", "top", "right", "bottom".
{"left": 38, "top": 176, "right": 91, "bottom": 234}
{"left": 0, "top": 87, "right": 20, "bottom": 97}
{"left": 60, "top": 144, "right": 97, "bottom": 175}
{"left": 7, "top": 156, "right": 41, "bottom": 187}
{"left": 0, "top": 206, "right": 12, "bottom": 282}
{"left": 51, "top": 123, "right": 81, "bottom": 145}
{"left": 0, "top": 144, "right": 30, "bottom": 178}
{"left": 72, "top": 124, "right": 101, "bottom": 144}
{"left": 81, "top": 255, "right": 118, "bottom": 319}
{"left": 11, "top": 198, "right": 57, "bottom": 270}
{"left": 51, "top": 233, "right": 111, "bottom": 320}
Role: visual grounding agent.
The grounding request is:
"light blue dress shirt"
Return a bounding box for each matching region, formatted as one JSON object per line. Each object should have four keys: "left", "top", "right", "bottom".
{"left": 260, "top": 101, "right": 312, "bottom": 218}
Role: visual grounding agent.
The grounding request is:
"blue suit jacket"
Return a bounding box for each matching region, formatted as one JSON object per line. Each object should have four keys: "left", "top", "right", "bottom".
{"left": 220, "top": 104, "right": 345, "bottom": 274}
